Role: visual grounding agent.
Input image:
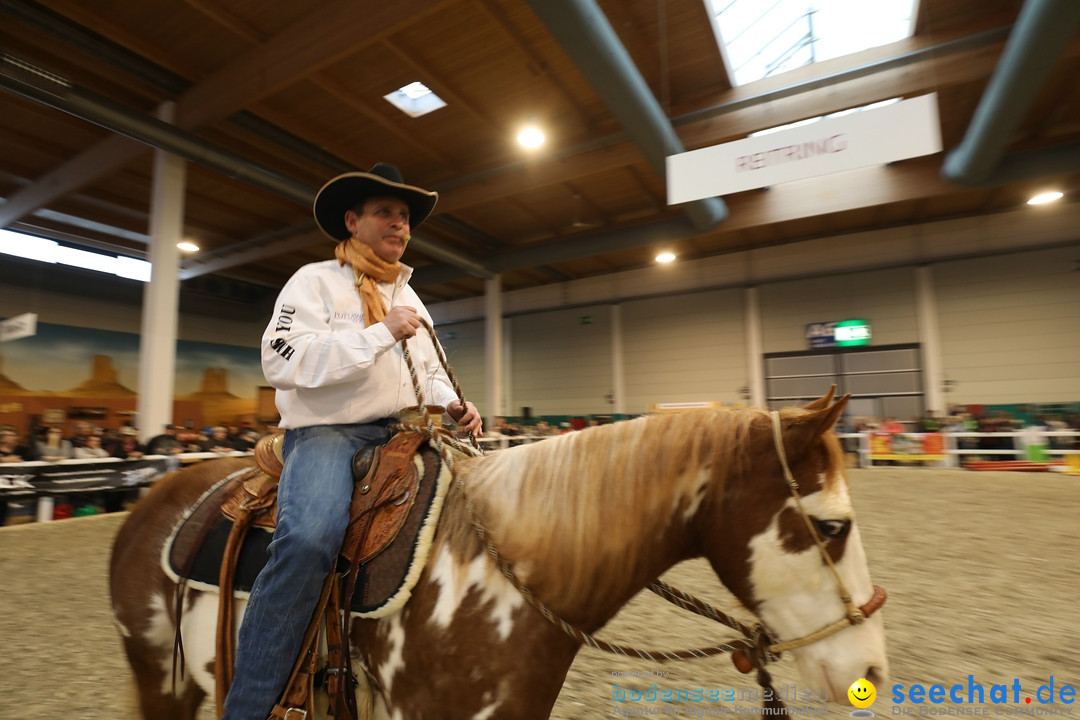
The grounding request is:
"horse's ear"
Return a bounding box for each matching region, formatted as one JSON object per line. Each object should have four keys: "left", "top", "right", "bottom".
{"left": 802, "top": 385, "right": 837, "bottom": 411}
{"left": 806, "top": 393, "right": 849, "bottom": 436}
{"left": 785, "top": 393, "right": 850, "bottom": 458}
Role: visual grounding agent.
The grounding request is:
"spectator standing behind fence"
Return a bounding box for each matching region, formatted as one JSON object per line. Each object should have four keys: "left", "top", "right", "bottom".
{"left": 882, "top": 417, "right": 905, "bottom": 435}
{"left": 68, "top": 421, "right": 95, "bottom": 449}
{"left": 34, "top": 426, "right": 73, "bottom": 461}
{"left": 0, "top": 429, "right": 27, "bottom": 527}
{"left": 109, "top": 426, "right": 146, "bottom": 459}
{"left": 73, "top": 434, "right": 110, "bottom": 459}
{"left": 202, "top": 426, "right": 240, "bottom": 454}
{"left": 0, "top": 427, "right": 30, "bottom": 462}
{"left": 0, "top": 428, "right": 31, "bottom": 463}
{"left": 146, "top": 424, "right": 184, "bottom": 455}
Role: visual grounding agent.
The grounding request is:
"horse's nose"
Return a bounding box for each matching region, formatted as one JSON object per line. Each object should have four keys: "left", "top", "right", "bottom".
{"left": 865, "top": 665, "right": 887, "bottom": 687}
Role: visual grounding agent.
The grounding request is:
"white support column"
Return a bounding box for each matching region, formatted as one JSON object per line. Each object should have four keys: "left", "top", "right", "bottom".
{"left": 915, "top": 265, "right": 945, "bottom": 414}
{"left": 136, "top": 103, "right": 186, "bottom": 440}
{"left": 484, "top": 275, "right": 503, "bottom": 430}
{"left": 611, "top": 304, "right": 626, "bottom": 415}
{"left": 745, "top": 287, "right": 766, "bottom": 407}
{"left": 502, "top": 317, "right": 513, "bottom": 418}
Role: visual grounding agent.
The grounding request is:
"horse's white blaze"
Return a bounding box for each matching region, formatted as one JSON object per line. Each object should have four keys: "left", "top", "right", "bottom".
{"left": 747, "top": 482, "right": 888, "bottom": 702}
{"left": 376, "top": 614, "right": 407, "bottom": 695}
{"left": 427, "top": 545, "right": 523, "bottom": 641}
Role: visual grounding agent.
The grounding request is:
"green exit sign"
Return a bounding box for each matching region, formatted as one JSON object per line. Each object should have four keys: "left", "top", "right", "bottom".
{"left": 834, "top": 319, "right": 871, "bottom": 347}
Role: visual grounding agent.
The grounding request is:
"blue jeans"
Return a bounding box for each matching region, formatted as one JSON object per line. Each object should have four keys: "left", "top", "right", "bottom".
{"left": 223, "top": 422, "right": 390, "bottom": 720}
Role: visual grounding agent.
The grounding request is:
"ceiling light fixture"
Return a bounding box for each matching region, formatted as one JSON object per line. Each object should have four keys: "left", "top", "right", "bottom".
{"left": 1027, "top": 191, "right": 1063, "bottom": 205}
{"left": 177, "top": 241, "right": 200, "bottom": 253}
{"left": 517, "top": 125, "right": 545, "bottom": 149}
{"left": 655, "top": 252, "right": 676, "bottom": 263}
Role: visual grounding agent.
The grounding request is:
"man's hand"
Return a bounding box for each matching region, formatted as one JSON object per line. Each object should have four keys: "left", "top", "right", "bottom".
{"left": 447, "top": 400, "right": 483, "bottom": 435}
{"left": 383, "top": 306, "right": 421, "bottom": 340}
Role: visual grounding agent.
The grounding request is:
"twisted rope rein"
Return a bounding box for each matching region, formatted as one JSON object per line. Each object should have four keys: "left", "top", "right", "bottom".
{"left": 393, "top": 335, "right": 878, "bottom": 698}
{"left": 456, "top": 472, "right": 773, "bottom": 662}
{"left": 398, "top": 317, "right": 482, "bottom": 462}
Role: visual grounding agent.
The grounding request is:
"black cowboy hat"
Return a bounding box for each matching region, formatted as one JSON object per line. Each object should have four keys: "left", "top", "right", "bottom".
{"left": 313, "top": 162, "right": 438, "bottom": 241}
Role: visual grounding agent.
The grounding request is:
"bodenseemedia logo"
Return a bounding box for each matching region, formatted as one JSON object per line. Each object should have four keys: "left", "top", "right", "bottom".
{"left": 891, "top": 676, "right": 1075, "bottom": 716}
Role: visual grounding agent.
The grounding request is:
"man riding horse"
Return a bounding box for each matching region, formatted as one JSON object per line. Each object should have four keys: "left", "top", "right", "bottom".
{"left": 223, "top": 163, "right": 483, "bottom": 720}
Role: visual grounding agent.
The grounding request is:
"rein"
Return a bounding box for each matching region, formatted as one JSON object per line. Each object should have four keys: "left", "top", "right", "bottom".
{"left": 397, "top": 322, "right": 885, "bottom": 692}
{"left": 399, "top": 317, "right": 482, "bottom": 458}
{"left": 453, "top": 408, "right": 886, "bottom": 682}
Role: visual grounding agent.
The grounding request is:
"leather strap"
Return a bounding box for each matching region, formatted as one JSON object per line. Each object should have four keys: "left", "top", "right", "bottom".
{"left": 214, "top": 501, "right": 259, "bottom": 716}
{"left": 268, "top": 573, "right": 336, "bottom": 720}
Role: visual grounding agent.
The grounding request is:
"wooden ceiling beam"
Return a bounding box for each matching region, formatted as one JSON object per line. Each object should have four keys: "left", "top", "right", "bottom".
{"left": 185, "top": 0, "right": 454, "bottom": 171}
{"left": 182, "top": 0, "right": 264, "bottom": 45}
{"left": 475, "top": 0, "right": 595, "bottom": 134}
{"left": 381, "top": 38, "right": 502, "bottom": 133}
{"left": 436, "top": 143, "right": 645, "bottom": 212}
{"left": 180, "top": 227, "right": 325, "bottom": 279}
{"left": 309, "top": 74, "right": 456, "bottom": 166}
{"left": 0, "top": 0, "right": 451, "bottom": 227}
{"left": 175, "top": 0, "right": 453, "bottom": 128}
{"left": 430, "top": 30, "right": 1018, "bottom": 213}
{"left": 35, "top": 0, "right": 200, "bottom": 79}
{"left": 435, "top": 28, "right": 1080, "bottom": 215}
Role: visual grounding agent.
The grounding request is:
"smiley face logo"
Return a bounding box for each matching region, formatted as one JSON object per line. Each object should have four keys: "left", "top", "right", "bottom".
{"left": 848, "top": 677, "right": 877, "bottom": 708}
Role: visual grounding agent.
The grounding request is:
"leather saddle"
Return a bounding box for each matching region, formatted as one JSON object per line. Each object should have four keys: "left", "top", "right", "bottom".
{"left": 204, "top": 426, "right": 431, "bottom": 719}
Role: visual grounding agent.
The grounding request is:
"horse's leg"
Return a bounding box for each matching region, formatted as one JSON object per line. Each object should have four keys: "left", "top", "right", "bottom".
{"left": 120, "top": 636, "right": 206, "bottom": 720}
{"left": 109, "top": 463, "right": 251, "bottom": 720}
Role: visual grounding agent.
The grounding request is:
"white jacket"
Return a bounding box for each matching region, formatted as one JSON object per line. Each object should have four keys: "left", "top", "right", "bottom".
{"left": 261, "top": 260, "right": 458, "bottom": 429}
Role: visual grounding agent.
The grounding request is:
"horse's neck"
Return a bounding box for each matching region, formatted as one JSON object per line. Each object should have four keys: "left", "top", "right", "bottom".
{"left": 446, "top": 460, "right": 701, "bottom": 630}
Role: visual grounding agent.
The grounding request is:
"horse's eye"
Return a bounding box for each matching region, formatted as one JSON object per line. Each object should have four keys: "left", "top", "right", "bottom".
{"left": 814, "top": 518, "right": 851, "bottom": 540}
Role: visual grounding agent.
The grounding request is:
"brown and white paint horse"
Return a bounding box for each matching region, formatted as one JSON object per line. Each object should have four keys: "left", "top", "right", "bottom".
{"left": 110, "top": 391, "right": 887, "bottom": 719}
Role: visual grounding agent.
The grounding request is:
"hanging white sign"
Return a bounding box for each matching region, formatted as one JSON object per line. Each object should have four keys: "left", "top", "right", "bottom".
{"left": 667, "top": 93, "right": 942, "bottom": 204}
{"left": 0, "top": 312, "right": 37, "bottom": 342}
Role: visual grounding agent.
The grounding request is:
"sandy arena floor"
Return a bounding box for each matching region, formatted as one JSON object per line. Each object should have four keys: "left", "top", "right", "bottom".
{"left": 1, "top": 468, "right": 1076, "bottom": 719}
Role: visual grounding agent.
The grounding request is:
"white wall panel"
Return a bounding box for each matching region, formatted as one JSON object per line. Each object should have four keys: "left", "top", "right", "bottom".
{"left": 433, "top": 319, "right": 487, "bottom": 413}
{"left": 510, "top": 307, "right": 614, "bottom": 416}
{"left": 620, "top": 290, "right": 746, "bottom": 413}
{"left": 758, "top": 268, "right": 918, "bottom": 354}
{"left": 935, "top": 247, "right": 1080, "bottom": 404}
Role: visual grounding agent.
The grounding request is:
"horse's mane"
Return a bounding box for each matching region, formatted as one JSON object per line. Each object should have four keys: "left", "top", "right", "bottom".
{"left": 438, "top": 406, "right": 840, "bottom": 611}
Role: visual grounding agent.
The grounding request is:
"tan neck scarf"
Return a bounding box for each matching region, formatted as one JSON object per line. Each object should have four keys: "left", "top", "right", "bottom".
{"left": 335, "top": 239, "right": 402, "bottom": 327}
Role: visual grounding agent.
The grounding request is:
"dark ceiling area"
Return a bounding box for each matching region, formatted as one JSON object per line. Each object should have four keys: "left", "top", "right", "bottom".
{"left": 1, "top": 0, "right": 1079, "bottom": 318}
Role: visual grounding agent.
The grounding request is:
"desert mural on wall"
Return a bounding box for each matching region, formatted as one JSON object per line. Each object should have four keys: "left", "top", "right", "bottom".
{"left": 0, "top": 321, "right": 266, "bottom": 434}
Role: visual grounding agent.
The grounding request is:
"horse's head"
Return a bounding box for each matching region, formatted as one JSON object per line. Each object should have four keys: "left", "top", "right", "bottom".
{"left": 698, "top": 389, "right": 888, "bottom": 704}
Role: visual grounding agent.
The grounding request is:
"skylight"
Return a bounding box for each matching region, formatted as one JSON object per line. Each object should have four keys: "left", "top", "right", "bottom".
{"left": 0, "top": 229, "right": 151, "bottom": 282}
{"left": 751, "top": 97, "right": 899, "bottom": 136}
{"left": 384, "top": 82, "right": 447, "bottom": 118}
{"left": 708, "top": 0, "right": 917, "bottom": 86}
